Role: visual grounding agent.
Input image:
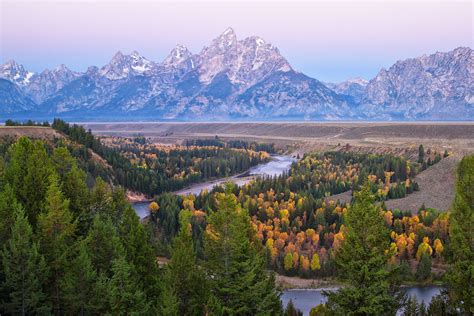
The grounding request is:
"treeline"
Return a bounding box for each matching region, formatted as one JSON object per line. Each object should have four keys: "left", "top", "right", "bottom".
{"left": 0, "top": 136, "right": 283, "bottom": 315}
{"left": 4, "top": 119, "right": 50, "bottom": 127}
{"left": 185, "top": 137, "right": 277, "bottom": 153}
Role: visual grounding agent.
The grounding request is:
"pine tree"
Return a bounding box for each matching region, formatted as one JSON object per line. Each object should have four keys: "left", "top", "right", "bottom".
{"left": 90, "top": 177, "right": 113, "bottom": 217}
{"left": 418, "top": 145, "right": 425, "bottom": 164}
{"left": 1, "top": 204, "right": 50, "bottom": 315}
{"left": 325, "top": 183, "right": 405, "bottom": 315}
{"left": 4, "top": 137, "right": 53, "bottom": 227}
{"left": 37, "top": 174, "right": 76, "bottom": 314}
{"left": 402, "top": 295, "right": 419, "bottom": 316}
{"left": 61, "top": 241, "right": 97, "bottom": 315}
{"left": 164, "top": 209, "right": 208, "bottom": 315}
{"left": 285, "top": 299, "right": 302, "bottom": 316}
{"left": 418, "top": 301, "right": 427, "bottom": 316}
{"left": 415, "top": 253, "right": 432, "bottom": 282}
{"left": 204, "top": 187, "right": 282, "bottom": 315}
{"left": 62, "top": 164, "right": 90, "bottom": 234}
{"left": 427, "top": 294, "right": 451, "bottom": 315}
{"left": 3, "top": 137, "right": 33, "bottom": 200}
{"left": 21, "top": 141, "right": 54, "bottom": 227}
{"left": 445, "top": 155, "right": 473, "bottom": 314}
{"left": 119, "top": 206, "right": 161, "bottom": 311}
{"left": 108, "top": 256, "right": 150, "bottom": 315}
{"left": 85, "top": 215, "right": 124, "bottom": 277}
{"left": 0, "top": 184, "right": 19, "bottom": 245}
{"left": 160, "top": 285, "right": 179, "bottom": 316}
{"left": 51, "top": 147, "right": 76, "bottom": 180}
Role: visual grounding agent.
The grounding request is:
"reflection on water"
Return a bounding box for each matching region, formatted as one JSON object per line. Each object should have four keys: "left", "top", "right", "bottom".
{"left": 248, "top": 155, "right": 296, "bottom": 177}
{"left": 280, "top": 287, "right": 442, "bottom": 316}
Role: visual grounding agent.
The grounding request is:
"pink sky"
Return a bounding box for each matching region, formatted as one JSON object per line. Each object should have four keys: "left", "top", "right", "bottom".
{"left": 1, "top": 0, "right": 472, "bottom": 81}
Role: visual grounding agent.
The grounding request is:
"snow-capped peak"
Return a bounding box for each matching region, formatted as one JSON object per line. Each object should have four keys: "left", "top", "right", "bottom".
{"left": 214, "top": 27, "right": 237, "bottom": 49}
{"left": 0, "top": 59, "right": 35, "bottom": 86}
{"left": 99, "top": 51, "right": 154, "bottom": 80}
{"left": 163, "top": 44, "right": 192, "bottom": 67}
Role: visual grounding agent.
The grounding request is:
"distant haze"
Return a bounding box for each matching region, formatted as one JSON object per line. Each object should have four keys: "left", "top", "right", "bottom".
{"left": 1, "top": 0, "right": 472, "bottom": 82}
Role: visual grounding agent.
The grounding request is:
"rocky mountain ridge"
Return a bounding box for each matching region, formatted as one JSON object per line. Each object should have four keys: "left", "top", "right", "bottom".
{"left": 0, "top": 28, "right": 472, "bottom": 120}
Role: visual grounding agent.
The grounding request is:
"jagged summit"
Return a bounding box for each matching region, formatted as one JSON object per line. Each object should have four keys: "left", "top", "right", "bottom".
{"left": 163, "top": 44, "right": 192, "bottom": 67}
{"left": 211, "top": 27, "right": 238, "bottom": 50}
{"left": 0, "top": 59, "right": 35, "bottom": 86}
{"left": 99, "top": 50, "right": 155, "bottom": 80}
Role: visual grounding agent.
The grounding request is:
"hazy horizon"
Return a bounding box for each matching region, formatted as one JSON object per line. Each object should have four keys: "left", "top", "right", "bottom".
{"left": 1, "top": 0, "right": 472, "bottom": 82}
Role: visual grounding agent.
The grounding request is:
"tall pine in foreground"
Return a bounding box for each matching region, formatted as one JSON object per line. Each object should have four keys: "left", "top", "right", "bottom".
{"left": 325, "top": 183, "right": 404, "bottom": 315}
{"left": 204, "top": 186, "right": 282, "bottom": 315}
{"left": 37, "top": 174, "right": 76, "bottom": 315}
{"left": 107, "top": 256, "right": 150, "bottom": 315}
{"left": 446, "top": 155, "right": 473, "bottom": 314}
{"left": 61, "top": 241, "right": 98, "bottom": 315}
{"left": 119, "top": 206, "right": 161, "bottom": 312}
{"left": 163, "top": 209, "right": 208, "bottom": 315}
{"left": 1, "top": 204, "right": 49, "bottom": 315}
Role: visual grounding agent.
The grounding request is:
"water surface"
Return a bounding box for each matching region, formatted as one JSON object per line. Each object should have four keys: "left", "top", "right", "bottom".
{"left": 280, "top": 286, "right": 442, "bottom": 315}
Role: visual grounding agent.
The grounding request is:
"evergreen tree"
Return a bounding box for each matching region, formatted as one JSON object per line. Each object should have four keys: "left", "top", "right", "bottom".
{"left": 90, "top": 177, "right": 113, "bottom": 217}
{"left": 160, "top": 285, "right": 179, "bottom": 316}
{"left": 3, "top": 136, "right": 33, "bottom": 200}
{"left": 402, "top": 295, "right": 419, "bottom": 316}
{"left": 107, "top": 256, "right": 150, "bottom": 315}
{"left": 1, "top": 204, "right": 50, "bottom": 315}
{"left": 325, "top": 183, "right": 405, "bottom": 315}
{"left": 62, "top": 164, "right": 90, "bottom": 234}
{"left": 61, "top": 241, "right": 98, "bottom": 315}
{"left": 204, "top": 187, "right": 282, "bottom": 315}
{"left": 427, "top": 294, "right": 452, "bottom": 315}
{"left": 21, "top": 141, "right": 54, "bottom": 227}
{"left": 85, "top": 215, "right": 124, "bottom": 277}
{"left": 155, "top": 192, "right": 181, "bottom": 243}
{"left": 37, "top": 174, "right": 76, "bottom": 314}
{"left": 51, "top": 147, "right": 76, "bottom": 180}
{"left": 0, "top": 184, "right": 19, "bottom": 245}
{"left": 415, "top": 253, "right": 432, "bottom": 282}
{"left": 418, "top": 301, "right": 427, "bottom": 316}
{"left": 4, "top": 137, "right": 54, "bottom": 227}
{"left": 445, "top": 155, "right": 474, "bottom": 314}
{"left": 285, "top": 299, "right": 302, "bottom": 316}
{"left": 119, "top": 206, "right": 161, "bottom": 311}
{"left": 164, "top": 209, "right": 208, "bottom": 315}
{"left": 418, "top": 145, "right": 424, "bottom": 164}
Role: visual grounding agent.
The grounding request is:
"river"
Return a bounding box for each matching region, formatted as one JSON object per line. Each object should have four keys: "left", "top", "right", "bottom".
{"left": 132, "top": 155, "right": 296, "bottom": 219}
{"left": 280, "top": 286, "right": 443, "bottom": 315}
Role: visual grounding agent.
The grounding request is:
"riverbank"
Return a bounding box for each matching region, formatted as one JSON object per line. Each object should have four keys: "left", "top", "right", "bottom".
{"left": 126, "top": 190, "right": 153, "bottom": 203}
{"left": 275, "top": 274, "right": 445, "bottom": 290}
{"left": 275, "top": 274, "right": 341, "bottom": 290}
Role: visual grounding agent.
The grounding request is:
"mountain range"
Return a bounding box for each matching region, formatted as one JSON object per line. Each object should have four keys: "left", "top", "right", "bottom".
{"left": 1, "top": 28, "right": 473, "bottom": 121}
